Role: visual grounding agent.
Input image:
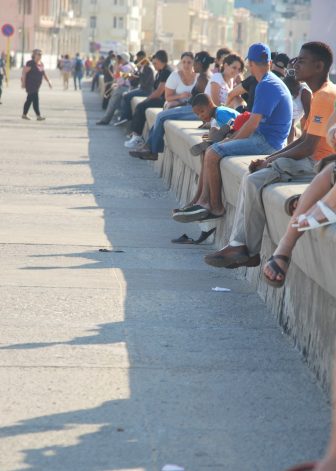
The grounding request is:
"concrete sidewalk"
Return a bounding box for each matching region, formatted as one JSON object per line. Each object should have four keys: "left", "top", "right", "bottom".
{"left": 0, "top": 74, "right": 330, "bottom": 471}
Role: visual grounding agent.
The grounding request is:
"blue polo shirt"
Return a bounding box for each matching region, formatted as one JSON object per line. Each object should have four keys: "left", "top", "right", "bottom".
{"left": 252, "top": 72, "right": 292, "bottom": 150}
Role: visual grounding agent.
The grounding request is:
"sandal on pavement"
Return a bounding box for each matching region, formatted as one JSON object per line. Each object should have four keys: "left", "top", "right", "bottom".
{"left": 263, "top": 255, "right": 291, "bottom": 288}
{"left": 297, "top": 200, "right": 336, "bottom": 232}
{"left": 171, "top": 228, "right": 216, "bottom": 245}
{"left": 283, "top": 461, "right": 318, "bottom": 471}
{"left": 171, "top": 234, "right": 195, "bottom": 244}
{"left": 284, "top": 194, "right": 301, "bottom": 216}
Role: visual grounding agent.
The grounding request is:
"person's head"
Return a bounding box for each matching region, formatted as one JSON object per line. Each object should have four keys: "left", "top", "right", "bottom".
{"left": 271, "top": 52, "right": 290, "bottom": 77}
{"left": 152, "top": 50, "right": 168, "bottom": 71}
{"left": 294, "top": 41, "right": 333, "bottom": 83}
{"left": 119, "top": 52, "right": 130, "bottom": 65}
{"left": 191, "top": 93, "right": 216, "bottom": 122}
{"left": 76, "top": 52, "right": 80, "bottom": 58}
{"left": 135, "top": 50, "right": 146, "bottom": 63}
{"left": 108, "top": 50, "right": 114, "bottom": 58}
{"left": 180, "top": 52, "right": 194, "bottom": 72}
{"left": 246, "top": 43, "right": 272, "bottom": 76}
{"left": 193, "top": 51, "right": 215, "bottom": 73}
{"left": 216, "top": 47, "right": 232, "bottom": 67}
{"left": 64, "top": 54, "right": 69, "bottom": 60}
{"left": 222, "top": 53, "right": 244, "bottom": 79}
{"left": 32, "top": 49, "right": 42, "bottom": 61}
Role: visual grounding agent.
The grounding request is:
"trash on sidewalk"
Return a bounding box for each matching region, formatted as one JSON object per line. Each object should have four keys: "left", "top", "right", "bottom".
{"left": 212, "top": 287, "right": 231, "bottom": 292}
{"left": 162, "top": 465, "right": 185, "bottom": 471}
{"left": 99, "top": 248, "right": 125, "bottom": 253}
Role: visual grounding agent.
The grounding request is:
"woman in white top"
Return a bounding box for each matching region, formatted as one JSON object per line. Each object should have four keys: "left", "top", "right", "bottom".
{"left": 284, "top": 74, "right": 312, "bottom": 143}
{"left": 205, "top": 53, "right": 244, "bottom": 106}
{"left": 164, "top": 52, "right": 197, "bottom": 109}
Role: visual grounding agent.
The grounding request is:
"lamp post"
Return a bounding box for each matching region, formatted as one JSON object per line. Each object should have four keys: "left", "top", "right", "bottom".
{"left": 20, "top": 0, "right": 27, "bottom": 67}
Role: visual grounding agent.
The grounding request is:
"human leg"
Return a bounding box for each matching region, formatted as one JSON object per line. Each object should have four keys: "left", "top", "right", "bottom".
{"left": 120, "top": 89, "right": 147, "bottom": 121}
{"left": 131, "top": 98, "right": 164, "bottom": 136}
{"left": 0, "top": 75, "right": 3, "bottom": 101}
{"left": 31, "top": 92, "right": 41, "bottom": 116}
{"left": 23, "top": 93, "right": 34, "bottom": 116}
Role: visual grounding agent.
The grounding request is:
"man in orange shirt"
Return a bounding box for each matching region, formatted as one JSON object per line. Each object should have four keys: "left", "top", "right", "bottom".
{"left": 204, "top": 41, "right": 336, "bottom": 269}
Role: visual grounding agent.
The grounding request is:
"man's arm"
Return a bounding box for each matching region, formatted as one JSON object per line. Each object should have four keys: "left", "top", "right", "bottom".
{"left": 145, "top": 81, "right": 165, "bottom": 101}
{"left": 266, "top": 133, "right": 320, "bottom": 163}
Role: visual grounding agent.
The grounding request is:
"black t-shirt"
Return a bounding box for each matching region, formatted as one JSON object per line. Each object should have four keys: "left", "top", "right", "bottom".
{"left": 154, "top": 65, "right": 173, "bottom": 96}
{"left": 241, "top": 75, "right": 258, "bottom": 111}
{"left": 25, "top": 60, "right": 44, "bottom": 93}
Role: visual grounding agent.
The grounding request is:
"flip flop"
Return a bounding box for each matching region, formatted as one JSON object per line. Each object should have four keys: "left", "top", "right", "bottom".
{"left": 171, "top": 228, "right": 216, "bottom": 245}
{"left": 263, "top": 254, "right": 290, "bottom": 288}
{"left": 171, "top": 234, "right": 195, "bottom": 244}
{"left": 297, "top": 200, "right": 336, "bottom": 232}
{"left": 284, "top": 194, "right": 301, "bottom": 216}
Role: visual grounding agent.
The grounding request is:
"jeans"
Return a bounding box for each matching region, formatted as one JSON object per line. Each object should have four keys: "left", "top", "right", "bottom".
{"left": 101, "top": 85, "right": 129, "bottom": 123}
{"left": 131, "top": 97, "right": 165, "bottom": 135}
{"left": 23, "top": 92, "right": 40, "bottom": 116}
{"left": 74, "top": 72, "right": 83, "bottom": 90}
{"left": 147, "top": 104, "right": 198, "bottom": 153}
{"left": 211, "top": 131, "right": 276, "bottom": 159}
{"left": 120, "top": 88, "right": 149, "bottom": 121}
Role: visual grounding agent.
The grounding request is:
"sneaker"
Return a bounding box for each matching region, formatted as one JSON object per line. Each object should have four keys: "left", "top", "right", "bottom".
{"left": 124, "top": 135, "right": 144, "bottom": 149}
{"left": 22, "top": 114, "right": 31, "bottom": 120}
{"left": 37, "top": 116, "right": 46, "bottom": 121}
{"left": 114, "top": 118, "right": 128, "bottom": 127}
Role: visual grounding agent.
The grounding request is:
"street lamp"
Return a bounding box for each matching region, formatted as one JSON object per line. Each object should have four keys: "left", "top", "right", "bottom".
{"left": 20, "top": 0, "right": 27, "bottom": 67}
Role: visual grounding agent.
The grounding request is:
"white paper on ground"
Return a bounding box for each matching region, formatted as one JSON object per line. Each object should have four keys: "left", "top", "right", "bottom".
{"left": 162, "top": 465, "right": 185, "bottom": 471}
{"left": 212, "top": 287, "right": 231, "bottom": 292}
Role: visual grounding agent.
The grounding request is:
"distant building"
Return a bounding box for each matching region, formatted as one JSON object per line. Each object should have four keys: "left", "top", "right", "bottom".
{"left": 0, "top": 0, "right": 86, "bottom": 68}
{"left": 309, "top": 0, "right": 336, "bottom": 79}
{"left": 80, "top": 0, "right": 142, "bottom": 55}
{"left": 233, "top": 8, "right": 268, "bottom": 56}
{"left": 234, "top": 0, "right": 311, "bottom": 57}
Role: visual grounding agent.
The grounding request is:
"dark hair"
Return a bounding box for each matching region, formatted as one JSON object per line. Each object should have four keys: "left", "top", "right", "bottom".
{"left": 153, "top": 50, "right": 168, "bottom": 64}
{"left": 136, "top": 50, "right": 146, "bottom": 58}
{"left": 284, "top": 75, "right": 300, "bottom": 96}
{"left": 301, "top": 41, "right": 333, "bottom": 73}
{"left": 191, "top": 93, "right": 212, "bottom": 108}
{"left": 223, "top": 53, "right": 244, "bottom": 72}
{"left": 194, "top": 51, "right": 215, "bottom": 70}
{"left": 181, "top": 51, "right": 194, "bottom": 60}
{"left": 216, "top": 47, "right": 232, "bottom": 60}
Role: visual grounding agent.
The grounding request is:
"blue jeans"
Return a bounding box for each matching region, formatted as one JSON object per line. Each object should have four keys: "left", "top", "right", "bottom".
{"left": 147, "top": 104, "right": 198, "bottom": 154}
{"left": 120, "top": 88, "right": 149, "bottom": 120}
{"left": 211, "top": 131, "right": 277, "bottom": 159}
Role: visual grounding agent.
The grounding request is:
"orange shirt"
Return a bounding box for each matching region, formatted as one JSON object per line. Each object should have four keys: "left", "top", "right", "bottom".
{"left": 305, "top": 81, "right": 336, "bottom": 160}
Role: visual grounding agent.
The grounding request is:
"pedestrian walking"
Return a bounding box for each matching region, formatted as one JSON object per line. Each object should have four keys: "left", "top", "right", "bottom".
{"left": 0, "top": 53, "right": 8, "bottom": 104}
{"left": 73, "top": 53, "right": 84, "bottom": 90}
{"left": 21, "top": 49, "right": 52, "bottom": 121}
{"left": 61, "top": 54, "right": 72, "bottom": 90}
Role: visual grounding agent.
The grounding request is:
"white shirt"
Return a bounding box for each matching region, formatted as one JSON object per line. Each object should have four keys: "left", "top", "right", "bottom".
{"left": 292, "top": 83, "right": 311, "bottom": 122}
{"left": 165, "top": 70, "right": 197, "bottom": 95}
{"left": 204, "top": 72, "right": 233, "bottom": 104}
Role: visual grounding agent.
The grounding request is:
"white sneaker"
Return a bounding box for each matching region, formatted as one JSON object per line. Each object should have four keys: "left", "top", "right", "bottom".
{"left": 124, "top": 135, "right": 144, "bottom": 149}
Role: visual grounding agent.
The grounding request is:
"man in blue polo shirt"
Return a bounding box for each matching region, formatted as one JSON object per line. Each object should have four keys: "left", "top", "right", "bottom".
{"left": 173, "top": 42, "right": 292, "bottom": 223}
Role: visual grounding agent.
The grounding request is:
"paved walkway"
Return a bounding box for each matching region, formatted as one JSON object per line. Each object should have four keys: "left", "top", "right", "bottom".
{"left": 0, "top": 73, "right": 330, "bottom": 471}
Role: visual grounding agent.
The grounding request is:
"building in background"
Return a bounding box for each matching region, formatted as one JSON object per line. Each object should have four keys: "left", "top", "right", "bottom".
{"left": 234, "top": 0, "right": 311, "bottom": 57}
{"left": 0, "top": 0, "right": 86, "bottom": 68}
{"left": 80, "top": 0, "right": 142, "bottom": 56}
{"left": 233, "top": 8, "right": 268, "bottom": 56}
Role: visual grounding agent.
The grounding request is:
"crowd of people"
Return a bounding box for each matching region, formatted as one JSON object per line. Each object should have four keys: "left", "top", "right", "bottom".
{"left": 18, "top": 40, "right": 336, "bottom": 469}
{"left": 92, "top": 42, "right": 336, "bottom": 471}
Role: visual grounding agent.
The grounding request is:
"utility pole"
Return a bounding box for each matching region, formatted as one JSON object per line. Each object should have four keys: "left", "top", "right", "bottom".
{"left": 20, "top": 0, "right": 27, "bottom": 67}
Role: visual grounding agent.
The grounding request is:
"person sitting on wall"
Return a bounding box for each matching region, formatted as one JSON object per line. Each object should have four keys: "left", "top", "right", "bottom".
{"left": 96, "top": 53, "right": 135, "bottom": 125}
{"left": 203, "top": 41, "right": 336, "bottom": 270}
{"left": 128, "top": 51, "right": 215, "bottom": 161}
{"left": 173, "top": 43, "right": 293, "bottom": 224}
{"left": 114, "top": 50, "right": 155, "bottom": 126}
{"left": 123, "top": 50, "right": 173, "bottom": 150}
